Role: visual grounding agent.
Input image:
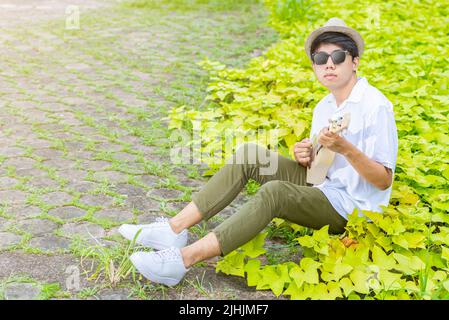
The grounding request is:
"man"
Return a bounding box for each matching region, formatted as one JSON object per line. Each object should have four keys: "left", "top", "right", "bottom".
{"left": 118, "top": 18, "right": 398, "bottom": 286}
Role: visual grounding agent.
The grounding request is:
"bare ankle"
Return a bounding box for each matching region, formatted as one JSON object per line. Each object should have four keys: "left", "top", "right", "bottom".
{"left": 168, "top": 219, "right": 183, "bottom": 234}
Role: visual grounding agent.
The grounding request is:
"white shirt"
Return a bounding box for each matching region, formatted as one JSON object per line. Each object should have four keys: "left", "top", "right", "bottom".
{"left": 309, "top": 76, "right": 398, "bottom": 220}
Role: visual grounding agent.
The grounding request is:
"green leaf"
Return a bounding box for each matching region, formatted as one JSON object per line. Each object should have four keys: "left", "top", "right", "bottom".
{"left": 244, "top": 259, "right": 261, "bottom": 287}
{"left": 339, "top": 277, "right": 355, "bottom": 297}
{"left": 283, "top": 281, "right": 302, "bottom": 300}
{"left": 300, "top": 258, "right": 321, "bottom": 284}
{"left": 321, "top": 258, "right": 353, "bottom": 282}
{"left": 393, "top": 253, "right": 425, "bottom": 275}
{"left": 289, "top": 264, "right": 306, "bottom": 289}
{"left": 378, "top": 270, "right": 404, "bottom": 291}
{"left": 240, "top": 232, "right": 267, "bottom": 258}
{"left": 297, "top": 235, "right": 315, "bottom": 248}
{"left": 371, "top": 246, "right": 397, "bottom": 270}
{"left": 256, "top": 266, "right": 286, "bottom": 297}
{"left": 215, "top": 251, "right": 246, "bottom": 277}
{"left": 349, "top": 269, "right": 370, "bottom": 294}
{"left": 441, "top": 246, "right": 449, "bottom": 262}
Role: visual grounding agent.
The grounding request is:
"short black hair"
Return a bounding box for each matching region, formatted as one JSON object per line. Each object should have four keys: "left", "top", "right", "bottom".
{"left": 311, "top": 32, "right": 359, "bottom": 59}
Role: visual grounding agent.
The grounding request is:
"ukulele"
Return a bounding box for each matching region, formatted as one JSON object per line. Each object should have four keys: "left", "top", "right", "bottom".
{"left": 306, "top": 113, "right": 351, "bottom": 185}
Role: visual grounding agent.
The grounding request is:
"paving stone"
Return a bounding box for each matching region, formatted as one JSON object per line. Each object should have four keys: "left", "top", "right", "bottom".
{"left": 0, "top": 146, "right": 26, "bottom": 157}
{"left": 0, "top": 217, "right": 10, "bottom": 231}
{"left": 64, "top": 141, "right": 85, "bottom": 151}
{"left": 166, "top": 201, "right": 190, "bottom": 213}
{"left": 2, "top": 157, "right": 37, "bottom": 170}
{"left": 119, "top": 163, "right": 145, "bottom": 175}
{"left": 112, "top": 152, "right": 138, "bottom": 162}
{"left": 0, "top": 232, "right": 22, "bottom": 249}
{"left": 4, "top": 283, "right": 41, "bottom": 300}
{"left": 32, "top": 148, "right": 64, "bottom": 159}
{"left": 0, "top": 137, "right": 16, "bottom": 147}
{"left": 66, "top": 150, "right": 94, "bottom": 160}
{"left": 178, "top": 177, "right": 205, "bottom": 189}
{"left": 147, "top": 188, "right": 184, "bottom": 199}
{"left": 16, "top": 168, "right": 49, "bottom": 178}
{"left": 9, "top": 98, "right": 31, "bottom": 110}
{"left": 139, "top": 174, "right": 160, "bottom": 187}
{"left": 92, "top": 171, "right": 129, "bottom": 184}
{"left": 65, "top": 63, "right": 91, "bottom": 71}
{"left": 124, "top": 196, "right": 160, "bottom": 212}
{"left": 79, "top": 194, "right": 115, "bottom": 207}
{"left": 57, "top": 169, "right": 88, "bottom": 181}
{"left": 43, "top": 158, "right": 77, "bottom": 170}
{"left": 0, "top": 190, "right": 28, "bottom": 204}
{"left": 51, "top": 132, "right": 74, "bottom": 140}
{"left": 61, "top": 96, "right": 87, "bottom": 106}
{"left": 17, "top": 219, "right": 58, "bottom": 236}
{"left": 0, "top": 177, "right": 19, "bottom": 189}
{"left": 40, "top": 191, "right": 73, "bottom": 206}
{"left": 96, "top": 142, "right": 123, "bottom": 152}
{"left": 43, "top": 101, "right": 70, "bottom": 110}
{"left": 82, "top": 160, "right": 111, "bottom": 171}
{"left": 65, "top": 181, "right": 98, "bottom": 193}
{"left": 48, "top": 206, "right": 86, "bottom": 220}
{"left": 9, "top": 100, "right": 37, "bottom": 110}
{"left": 29, "top": 235, "right": 71, "bottom": 252}
{"left": 60, "top": 222, "right": 106, "bottom": 239}
{"left": 94, "top": 208, "right": 134, "bottom": 223}
{"left": 136, "top": 213, "right": 167, "bottom": 224}
{"left": 36, "top": 123, "right": 65, "bottom": 133}
{"left": 27, "top": 177, "right": 61, "bottom": 189}
{"left": 4, "top": 205, "right": 42, "bottom": 219}
{"left": 133, "top": 144, "right": 158, "bottom": 155}
{"left": 114, "top": 183, "right": 146, "bottom": 197}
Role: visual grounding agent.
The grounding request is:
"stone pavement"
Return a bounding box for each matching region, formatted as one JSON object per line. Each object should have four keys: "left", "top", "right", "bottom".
{"left": 0, "top": 0, "right": 281, "bottom": 299}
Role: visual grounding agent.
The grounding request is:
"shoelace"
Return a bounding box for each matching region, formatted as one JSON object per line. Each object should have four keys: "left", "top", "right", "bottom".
{"left": 154, "top": 248, "right": 181, "bottom": 262}
{"left": 134, "top": 216, "right": 168, "bottom": 230}
{"left": 153, "top": 216, "right": 169, "bottom": 225}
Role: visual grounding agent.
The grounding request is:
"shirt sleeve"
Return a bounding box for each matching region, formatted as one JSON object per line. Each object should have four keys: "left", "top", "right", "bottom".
{"left": 365, "top": 104, "right": 398, "bottom": 171}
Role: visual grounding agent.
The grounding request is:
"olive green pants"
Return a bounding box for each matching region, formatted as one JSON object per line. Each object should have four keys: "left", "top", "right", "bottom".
{"left": 191, "top": 143, "right": 347, "bottom": 256}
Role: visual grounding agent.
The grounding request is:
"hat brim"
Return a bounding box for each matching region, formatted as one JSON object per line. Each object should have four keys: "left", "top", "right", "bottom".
{"left": 304, "top": 26, "right": 365, "bottom": 61}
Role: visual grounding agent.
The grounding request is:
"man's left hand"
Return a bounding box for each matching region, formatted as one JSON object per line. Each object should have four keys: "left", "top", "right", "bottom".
{"left": 318, "top": 127, "right": 348, "bottom": 154}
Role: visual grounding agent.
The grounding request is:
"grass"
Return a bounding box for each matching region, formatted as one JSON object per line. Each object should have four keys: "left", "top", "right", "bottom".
{"left": 185, "top": 270, "right": 214, "bottom": 298}
{"left": 69, "top": 232, "right": 142, "bottom": 287}
{"left": 0, "top": 275, "right": 66, "bottom": 300}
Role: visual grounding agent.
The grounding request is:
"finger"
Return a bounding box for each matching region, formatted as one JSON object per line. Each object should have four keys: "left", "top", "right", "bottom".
{"left": 299, "top": 142, "right": 312, "bottom": 149}
{"left": 304, "top": 142, "right": 313, "bottom": 148}
{"left": 325, "top": 130, "right": 336, "bottom": 137}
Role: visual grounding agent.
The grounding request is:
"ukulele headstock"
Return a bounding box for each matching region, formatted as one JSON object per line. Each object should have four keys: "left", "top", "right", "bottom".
{"left": 328, "top": 113, "right": 351, "bottom": 134}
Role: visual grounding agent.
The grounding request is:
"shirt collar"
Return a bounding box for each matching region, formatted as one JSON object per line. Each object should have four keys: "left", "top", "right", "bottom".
{"left": 327, "top": 76, "right": 369, "bottom": 105}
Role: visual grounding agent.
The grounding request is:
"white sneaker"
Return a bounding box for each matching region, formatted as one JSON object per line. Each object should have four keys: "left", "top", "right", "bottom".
{"left": 130, "top": 247, "right": 188, "bottom": 286}
{"left": 118, "top": 217, "right": 188, "bottom": 250}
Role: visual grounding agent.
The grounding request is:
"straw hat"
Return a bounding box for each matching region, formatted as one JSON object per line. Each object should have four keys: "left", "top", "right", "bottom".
{"left": 304, "top": 17, "right": 365, "bottom": 61}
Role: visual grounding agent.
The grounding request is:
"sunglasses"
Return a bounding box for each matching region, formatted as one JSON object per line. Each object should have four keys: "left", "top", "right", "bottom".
{"left": 312, "top": 50, "right": 350, "bottom": 65}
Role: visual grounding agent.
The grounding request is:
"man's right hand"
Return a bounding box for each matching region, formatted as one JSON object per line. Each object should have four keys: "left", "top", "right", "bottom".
{"left": 294, "top": 138, "right": 313, "bottom": 169}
